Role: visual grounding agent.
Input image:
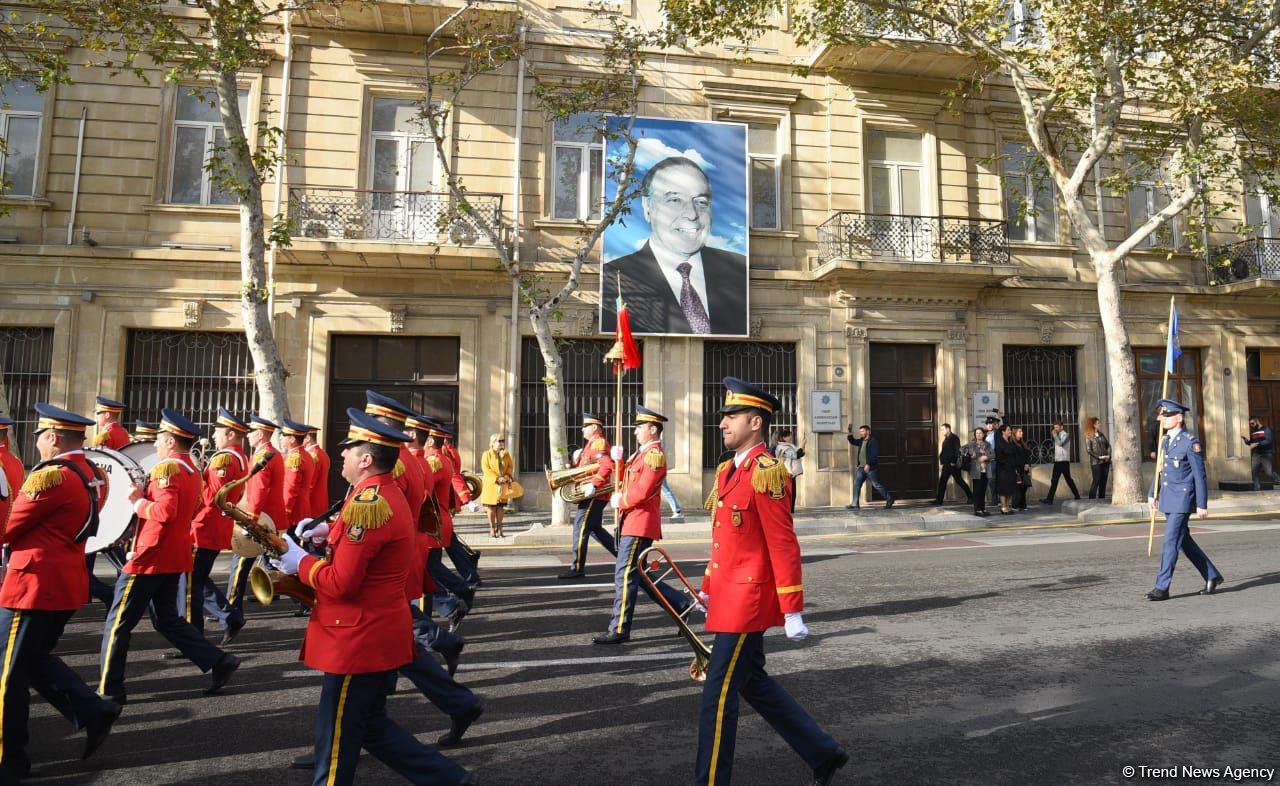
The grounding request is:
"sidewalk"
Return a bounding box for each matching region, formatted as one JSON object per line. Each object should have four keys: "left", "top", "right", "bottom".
{"left": 449, "top": 490, "right": 1280, "bottom": 548}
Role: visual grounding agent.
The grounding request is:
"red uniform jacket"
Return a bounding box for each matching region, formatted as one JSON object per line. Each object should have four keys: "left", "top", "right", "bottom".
{"left": 127, "top": 454, "right": 202, "bottom": 575}
{"left": 577, "top": 436, "right": 615, "bottom": 499}
{"left": 91, "top": 421, "right": 131, "bottom": 450}
{"left": 191, "top": 446, "right": 247, "bottom": 551}
{"left": 618, "top": 441, "right": 665, "bottom": 540}
{"left": 244, "top": 446, "right": 288, "bottom": 532}
{"left": 0, "top": 450, "right": 101, "bottom": 610}
{"left": 0, "top": 445, "right": 24, "bottom": 533}
{"left": 444, "top": 443, "right": 471, "bottom": 508}
{"left": 393, "top": 445, "right": 426, "bottom": 524}
{"left": 700, "top": 442, "right": 803, "bottom": 634}
{"left": 407, "top": 446, "right": 445, "bottom": 549}
{"left": 306, "top": 444, "right": 331, "bottom": 517}
{"left": 283, "top": 447, "right": 317, "bottom": 525}
{"left": 423, "top": 447, "right": 456, "bottom": 546}
{"left": 298, "top": 474, "right": 416, "bottom": 675}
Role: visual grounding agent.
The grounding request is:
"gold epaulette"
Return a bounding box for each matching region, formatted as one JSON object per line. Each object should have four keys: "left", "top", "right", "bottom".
{"left": 285, "top": 451, "right": 303, "bottom": 471}
{"left": 209, "top": 452, "right": 234, "bottom": 471}
{"left": 150, "top": 460, "right": 181, "bottom": 481}
{"left": 253, "top": 448, "right": 271, "bottom": 464}
{"left": 392, "top": 458, "right": 405, "bottom": 479}
{"left": 590, "top": 438, "right": 607, "bottom": 451}
{"left": 21, "top": 466, "right": 62, "bottom": 497}
{"left": 703, "top": 459, "right": 732, "bottom": 511}
{"left": 644, "top": 449, "right": 666, "bottom": 470}
{"left": 90, "top": 431, "right": 108, "bottom": 446}
{"left": 343, "top": 485, "right": 392, "bottom": 530}
{"left": 427, "top": 455, "right": 443, "bottom": 472}
{"left": 752, "top": 455, "right": 789, "bottom": 499}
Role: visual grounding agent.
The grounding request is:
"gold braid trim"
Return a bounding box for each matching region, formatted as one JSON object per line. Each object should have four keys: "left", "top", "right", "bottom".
{"left": 590, "top": 438, "right": 607, "bottom": 451}
{"left": 150, "top": 460, "right": 181, "bottom": 481}
{"left": 285, "top": 451, "right": 303, "bottom": 470}
{"left": 392, "top": 459, "right": 406, "bottom": 479}
{"left": 342, "top": 488, "right": 392, "bottom": 529}
{"left": 252, "top": 448, "right": 272, "bottom": 464}
{"left": 644, "top": 450, "right": 666, "bottom": 470}
{"left": 21, "top": 466, "right": 62, "bottom": 496}
{"left": 703, "top": 459, "right": 732, "bottom": 511}
{"left": 209, "top": 452, "right": 234, "bottom": 470}
{"left": 751, "top": 455, "right": 789, "bottom": 497}
{"left": 427, "top": 455, "right": 443, "bottom": 472}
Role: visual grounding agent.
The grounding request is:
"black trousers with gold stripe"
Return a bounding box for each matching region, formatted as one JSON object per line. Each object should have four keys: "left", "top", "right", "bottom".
{"left": 695, "top": 632, "right": 841, "bottom": 785}
{"left": 98, "top": 572, "right": 227, "bottom": 698}
{"left": 0, "top": 607, "right": 115, "bottom": 779}
{"left": 312, "top": 670, "right": 470, "bottom": 786}
{"left": 607, "top": 535, "right": 691, "bottom": 635}
{"left": 569, "top": 498, "right": 616, "bottom": 573}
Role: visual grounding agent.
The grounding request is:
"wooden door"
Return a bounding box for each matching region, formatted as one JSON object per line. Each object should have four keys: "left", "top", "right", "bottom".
{"left": 868, "top": 343, "right": 937, "bottom": 500}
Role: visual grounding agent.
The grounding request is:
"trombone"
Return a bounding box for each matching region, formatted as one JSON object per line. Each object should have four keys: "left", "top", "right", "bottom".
{"left": 638, "top": 546, "right": 712, "bottom": 682}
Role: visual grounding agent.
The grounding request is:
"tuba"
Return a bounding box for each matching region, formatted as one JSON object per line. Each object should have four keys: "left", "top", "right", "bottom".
{"left": 638, "top": 546, "right": 712, "bottom": 681}
{"left": 545, "top": 462, "right": 614, "bottom": 504}
{"left": 214, "top": 456, "right": 315, "bottom": 608}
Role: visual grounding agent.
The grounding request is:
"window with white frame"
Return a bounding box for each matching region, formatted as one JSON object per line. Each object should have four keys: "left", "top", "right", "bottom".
{"left": 1243, "top": 170, "right": 1280, "bottom": 238}
{"left": 1002, "top": 141, "right": 1057, "bottom": 242}
{"left": 0, "top": 79, "right": 44, "bottom": 197}
{"left": 867, "top": 129, "right": 924, "bottom": 215}
{"left": 550, "top": 113, "right": 602, "bottom": 221}
{"left": 749, "top": 122, "right": 780, "bottom": 230}
{"left": 1125, "top": 156, "right": 1180, "bottom": 249}
{"left": 1003, "top": 0, "right": 1043, "bottom": 45}
{"left": 368, "top": 97, "right": 436, "bottom": 210}
{"left": 169, "top": 87, "right": 250, "bottom": 205}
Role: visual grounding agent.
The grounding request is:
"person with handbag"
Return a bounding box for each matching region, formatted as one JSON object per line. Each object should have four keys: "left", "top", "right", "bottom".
{"left": 479, "top": 434, "right": 520, "bottom": 538}
{"left": 1084, "top": 417, "right": 1112, "bottom": 499}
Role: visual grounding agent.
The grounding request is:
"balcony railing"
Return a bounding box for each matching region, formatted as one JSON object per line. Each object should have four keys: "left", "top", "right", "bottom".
{"left": 287, "top": 188, "right": 503, "bottom": 245}
{"left": 817, "top": 212, "right": 1011, "bottom": 265}
{"left": 1207, "top": 238, "right": 1280, "bottom": 285}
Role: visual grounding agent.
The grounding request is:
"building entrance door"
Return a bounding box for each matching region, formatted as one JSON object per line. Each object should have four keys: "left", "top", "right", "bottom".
{"left": 1247, "top": 350, "right": 1280, "bottom": 430}
{"left": 868, "top": 343, "right": 937, "bottom": 500}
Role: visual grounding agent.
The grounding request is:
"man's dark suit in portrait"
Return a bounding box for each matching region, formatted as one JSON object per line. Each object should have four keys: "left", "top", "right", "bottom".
{"left": 600, "top": 156, "right": 748, "bottom": 336}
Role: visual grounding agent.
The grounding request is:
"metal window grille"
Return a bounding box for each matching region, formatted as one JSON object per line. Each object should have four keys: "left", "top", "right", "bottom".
{"left": 0, "top": 327, "right": 54, "bottom": 467}
{"left": 1001, "top": 346, "right": 1080, "bottom": 464}
{"left": 123, "top": 330, "right": 259, "bottom": 433}
{"left": 519, "top": 338, "right": 645, "bottom": 471}
{"left": 702, "top": 342, "right": 797, "bottom": 469}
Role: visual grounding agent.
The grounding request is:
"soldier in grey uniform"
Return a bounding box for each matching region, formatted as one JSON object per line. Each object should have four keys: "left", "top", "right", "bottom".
{"left": 1146, "top": 398, "right": 1224, "bottom": 601}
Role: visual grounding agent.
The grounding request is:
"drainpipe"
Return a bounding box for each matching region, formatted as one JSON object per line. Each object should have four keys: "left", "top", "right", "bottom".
{"left": 505, "top": 27, "right": 527, "bottom": 451}
{"left": 66, "top": 107, "right": 87, "bottom": 245}
{"left": 266, "top": 9, "right": 294, "bottom": 322}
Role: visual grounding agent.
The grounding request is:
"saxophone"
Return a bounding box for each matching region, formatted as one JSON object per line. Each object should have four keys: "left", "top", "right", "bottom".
{"left": 214, "top": 455, "right": 316, "bottom": 608}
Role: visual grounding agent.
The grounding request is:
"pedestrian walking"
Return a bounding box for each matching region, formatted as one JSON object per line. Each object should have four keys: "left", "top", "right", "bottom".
{"left": 773, "top": 428, "right": 805, "bottom": 513}
{"left": 960, "top": 427, "right": 992, "bottom": 517}
{"left": 1041, "top": 421, "right": 1081, "bottom": 504}
{"left": 932, "top": 423, "right": 972, "bottom": 505}
{"left": 847, "top": 425, "right": 893, "bottom": 510}
{"left": 1084, "top": 416, "right": 1111, "bottom": 499}
{"left": 1242, "top": 416, "right": 1279, "bottom": 491}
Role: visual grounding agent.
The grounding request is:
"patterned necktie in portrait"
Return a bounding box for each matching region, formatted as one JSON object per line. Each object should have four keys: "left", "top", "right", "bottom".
{"left": 676, "top": 262, "right": 711, "bottom": 334}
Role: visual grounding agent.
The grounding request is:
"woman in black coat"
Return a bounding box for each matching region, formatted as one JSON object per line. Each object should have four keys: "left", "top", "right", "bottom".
{"left": 995, "top": 424, "right": 1020, "bottom": 514}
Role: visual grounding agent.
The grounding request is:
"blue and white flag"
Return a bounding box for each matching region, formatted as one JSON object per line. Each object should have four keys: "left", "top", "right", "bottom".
{"left": 1165, "top": 303, "right": 1181, "bottom": 374}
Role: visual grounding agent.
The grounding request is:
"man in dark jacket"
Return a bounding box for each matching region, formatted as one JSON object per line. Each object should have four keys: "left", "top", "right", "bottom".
{"left": 847, "top": 425, "right": 894, "bottom": 510}
{"left": 1243, "top": 416, "right": 1279, "bottom": 490}
{"left": 932, "top": 423, "right": 972, "bottom": 505}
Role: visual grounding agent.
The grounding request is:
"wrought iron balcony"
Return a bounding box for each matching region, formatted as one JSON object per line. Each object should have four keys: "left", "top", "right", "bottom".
{"left": 1207, "top": 238, "right": 1280, "bottom": 285}
{"left": 287, "top": 188, "right": 503, "bottom": 245}
{"left": 817, "top": 212, "right": 1011, "bottom": 265}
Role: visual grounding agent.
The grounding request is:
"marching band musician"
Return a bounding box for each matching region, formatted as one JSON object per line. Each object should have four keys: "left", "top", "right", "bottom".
{"left": 305, "top": 424, "right": 330, "bottom": 515}
{"left": 558, "top": 413, "right": 617, "bottom": 579}
{"left": 593, "top": 406, "right": 691, "bottom": 645}
{"left": 438, "top": 423, "right": 482, "bottom": 591}
{"left": 0, "top": 416, "right": 25, "bottom": 532}
{"left": 132, "top": 421, "right": 158, "bottom": 443}
{"left": 423, "top": 422, "right": 475, "bottom": 629}
{"left": 89, "top": 396, "right": 130, "bottom": 450}
{"left": 100, "top": 408, "right": 240, "bottom": 705}
{"left": 696, "top": 378, "right": 847, "bottom": 786}
{"left": 270, "top": 408, "right": 477, "bottom": 786}
{"left": 281, "top": 419, "right": 318, "bottom": 525}
{"left": 182, "top": 407, "right": 249, "bottom": 645}
{"left": 226, "top": 416, "right": 287, "bottom": 617}
{"left": 0, "top": 405, "right": 121, "bottom": 781}
{"left": 364, "top": 391, "right": 427, "bottom": 521}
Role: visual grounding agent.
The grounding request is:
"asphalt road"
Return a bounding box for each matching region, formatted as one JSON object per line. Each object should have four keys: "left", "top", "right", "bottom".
{"left": 24, "top": 516, "right": 1280, "bottom": 785}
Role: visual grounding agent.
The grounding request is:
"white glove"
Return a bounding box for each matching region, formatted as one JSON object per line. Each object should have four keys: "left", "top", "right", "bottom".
{"left": 784, "top": 612, "right": 809, "bottom": 641}
{"left": 580, "top": 483, "right": 596, "bottom": 498}
{"left": 609, "top": 445, "right": 624, "bottom": 461}
{"left": 694, "top": 591, "right": 710, "bottom": 613}
{"left": 293, "top": 518, "right": 315, "bottom": 540}
{"left": 304, "top": 521, "right": 330, "bottom": 545}
{"left": 609, "top": 492, "right": 623, "bottom": 509}
{"left": 572, "top": 448, "right": 582, "bottom": 463}
{"left": 270, "top": 537, "right": 308, "bottom": 575}
{"left": 466, "top": 501, "right": 482, "bottom": 513}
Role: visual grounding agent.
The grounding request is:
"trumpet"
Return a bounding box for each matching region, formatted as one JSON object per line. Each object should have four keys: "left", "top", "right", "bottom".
{"left": 545, "top": 462, "right": 614, "bottom": 504}
{"left": 638, "top": 546, "right": 712, "bottom": 681}
{"left": 214, "top": 456, "right": 316, "bottom": 608}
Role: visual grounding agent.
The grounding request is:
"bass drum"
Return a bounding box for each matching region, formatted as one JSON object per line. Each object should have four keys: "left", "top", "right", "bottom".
{"left": 121, "top": 440, "right": 161, "bottom": 477}
{"left": 84, "top": 446, "right": 150, "bottom": 554}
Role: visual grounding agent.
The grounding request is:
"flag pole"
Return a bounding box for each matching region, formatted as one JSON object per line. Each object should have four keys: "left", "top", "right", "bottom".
{"left": 1147, "top": 295, "right": 1176, "bottom": 556}
{"left": 604, "top": 273, "right": 629, "bottom": 540}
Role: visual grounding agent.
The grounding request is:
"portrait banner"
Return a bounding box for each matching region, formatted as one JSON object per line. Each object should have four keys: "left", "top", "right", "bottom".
{"left": 599, "top": 116, "right": 749, "bottom": 337}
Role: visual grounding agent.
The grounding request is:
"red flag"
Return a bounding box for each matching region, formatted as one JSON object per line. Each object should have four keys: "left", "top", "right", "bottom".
{"left": 615, "top": 294, "right": 641, "bottom": 372}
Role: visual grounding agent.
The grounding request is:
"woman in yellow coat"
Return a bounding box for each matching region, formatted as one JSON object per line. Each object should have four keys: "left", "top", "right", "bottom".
{"left": 479, "top": 434, "right": 520, "bottom": 537}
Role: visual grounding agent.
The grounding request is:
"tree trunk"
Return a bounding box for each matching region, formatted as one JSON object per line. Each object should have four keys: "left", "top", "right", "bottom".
{"left": 1093, "top": 252, "right": 1143, "bottom": 504}
{"left": 529, "top": 305, "right": 570, "bottom": 525}
{"left": 213, "top": 69, "right": 291, "bottom": 425}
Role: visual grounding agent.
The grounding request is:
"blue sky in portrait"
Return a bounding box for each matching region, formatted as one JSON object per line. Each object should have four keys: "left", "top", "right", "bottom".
{"left": 602, "top": 116, "right": 748, "bottom": 262}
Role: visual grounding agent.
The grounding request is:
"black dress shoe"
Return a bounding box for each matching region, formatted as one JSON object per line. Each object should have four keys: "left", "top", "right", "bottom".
{"left": 82, "top": 700, "right": 123, "bottom": 760}
{"left": 885, "top": 499, "right": 894, "bottom": 509}
{"left": 1040, "top": 498, "right": 1052, "bottom": 504}
{"left": 220, "top": 618, "right": 245, "bottom": 647}
{"left": 813, "top": 748, "right": 850, "bottom": 785}
{"left": 1201, "top": 576, "right": 1224, "bottom": 595}
{"left": 443, "top": 642, "right": 465, "bottom": 677}
{"left": 845, "top": 504, "right": 860, "bottom": 510}
{"left": 160, "top": 649, "right": 184, "bottom": 660}
{"left": 291, "top": 752, "right": 315, "bottom": 770}
{"left": 205, "top": 653, "right": 241, "bottom": 694}
{"left": 1146, "top": 588, "right": 1170, "bottom": 601}
{"left": 592, "top": 631, "right": 630, "bottom": 645}
{"left": 557, "top": 569, "right": 585, "bottom": 580}
{"left": 292, "top": 605, "right": 311, "bottom": 618}
{"left": 438, "top": 703, "right": 483, "bottom": 748}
